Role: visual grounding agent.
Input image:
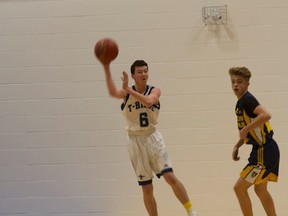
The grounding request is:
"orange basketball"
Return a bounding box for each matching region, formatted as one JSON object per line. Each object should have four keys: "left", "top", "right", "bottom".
{"left": 94, "top": 38, "right": 119, "bottom": 64}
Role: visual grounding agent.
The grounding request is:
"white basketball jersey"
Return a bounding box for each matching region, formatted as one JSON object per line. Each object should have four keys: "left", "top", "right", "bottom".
{"left": 121, "top": 85, "right": 160, "bottom": 135}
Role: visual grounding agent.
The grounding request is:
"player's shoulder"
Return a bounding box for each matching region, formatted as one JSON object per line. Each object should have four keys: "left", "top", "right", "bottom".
{"left": 148, "top": 85, "right": 161, "bottom": 95}
{"left": 242, "top": 91, "right": 257, "bottom": 101}
{"left": 146, "top": 84, "right": 159, "bottom": 91}
{"left": 241, "top": 91, "right": 260, "bottom": 109}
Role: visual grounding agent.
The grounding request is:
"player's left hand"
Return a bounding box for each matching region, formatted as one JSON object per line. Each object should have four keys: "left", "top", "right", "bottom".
{"left": 121, "top": 71, "right": 129, "bottom": 91}
{"left": 232, "top": 146, "right": 240, "bottom": 161}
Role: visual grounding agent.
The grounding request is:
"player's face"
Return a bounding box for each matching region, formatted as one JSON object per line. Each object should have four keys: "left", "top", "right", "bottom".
{"left": 132, "top": 66, "right": 149, "bottom": 85}
{"left": 230, "top": 75, "right": 249, "bottom": 99}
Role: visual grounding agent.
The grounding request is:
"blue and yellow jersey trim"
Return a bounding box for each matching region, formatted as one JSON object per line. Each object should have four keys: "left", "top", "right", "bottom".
{"left": 235, "top": 92, "right": 274, "bottom": 147}
{"left": 238, "top": 109, "right": 274, "bottom": 146}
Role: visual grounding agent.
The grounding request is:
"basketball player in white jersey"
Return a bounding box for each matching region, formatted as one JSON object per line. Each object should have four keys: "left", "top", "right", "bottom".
{"left": 101, "top": 60, "right": 198, "bottom": 216}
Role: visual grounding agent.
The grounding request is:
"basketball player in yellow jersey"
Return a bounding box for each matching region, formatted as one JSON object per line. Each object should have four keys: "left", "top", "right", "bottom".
{"left": 229, "top": 67, "right": 280, "bottom": 216}
{"left": 101, "top": 60, "right": 198, "bottom": 216}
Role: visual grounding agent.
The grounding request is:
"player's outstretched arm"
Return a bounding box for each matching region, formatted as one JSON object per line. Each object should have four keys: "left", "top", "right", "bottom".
{"left": 103, "top": 64, "right": 126, "bottom": 99}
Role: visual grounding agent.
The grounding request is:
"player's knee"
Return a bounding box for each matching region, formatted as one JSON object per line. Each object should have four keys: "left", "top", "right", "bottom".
{"left": 254, "top": 185, "right": 267, "bottom": 197}
{"left": 142, "top": 184, "right": 154, "bottom": 195}
{"left": 234, "top": 183, "right": 244, "bottom": 194}
{"left": 233, "top": 179, "right": 251, "bottom": 195}
{"left": 163, "top": 172, "right": 178, "bottom": 186}
{"left": 233, "top": 184, "right": 238, "bottom": 193}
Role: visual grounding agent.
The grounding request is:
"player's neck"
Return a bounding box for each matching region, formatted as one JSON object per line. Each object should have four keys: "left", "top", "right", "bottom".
{"left": 237, "top": 90, "right": 248, "bottom": 99}
{"left": 134, "top": 84, "right": 147, "bottom": 94}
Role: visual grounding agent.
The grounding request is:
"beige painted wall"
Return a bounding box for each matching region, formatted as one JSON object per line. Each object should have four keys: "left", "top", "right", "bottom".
{"left": 0, "top": 0, "right": 287, "bottom": 215}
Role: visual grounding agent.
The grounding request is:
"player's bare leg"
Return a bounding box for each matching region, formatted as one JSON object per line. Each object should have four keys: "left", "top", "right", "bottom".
{"left": 234, "top": 178, "right": 253, "bottom": 216}
{"left": 142, "top": 184, "right": 158, "bottom": 216}
{"left": 163, "top": 172, "right": 190, "bottom": 204}
{"left": 254, "top": 182, "right": 277, "bottom": 216}
{"left": 163, "top": 172, "right": 198, "bottom": 215}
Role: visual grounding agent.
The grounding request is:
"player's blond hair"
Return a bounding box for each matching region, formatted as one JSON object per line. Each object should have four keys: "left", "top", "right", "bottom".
{"left": 229, "top": 67, "right": 251, "bottom": 81}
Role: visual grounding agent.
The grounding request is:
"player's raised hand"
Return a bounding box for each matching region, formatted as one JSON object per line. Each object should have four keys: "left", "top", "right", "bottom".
{"left": 121, "top": 71, "right": 129, "bottom": 91}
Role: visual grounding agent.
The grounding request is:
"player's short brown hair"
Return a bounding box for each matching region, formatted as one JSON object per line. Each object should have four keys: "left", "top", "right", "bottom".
{"left": 130, "top": 60, "right": 148, "bottom": 74}
{"left": 229, "top": 67, "right": 251, "bottom": 81}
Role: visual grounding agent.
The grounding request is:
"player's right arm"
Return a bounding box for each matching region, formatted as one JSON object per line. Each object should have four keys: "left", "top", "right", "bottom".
{"left": 232, "top": 138, "right": 245, "bottom": 161}
{"left": 239, "top": 104, "right": 271, "bottom": 140}
{"left": 103, "top": 64, "right": 127, "bottom": 99}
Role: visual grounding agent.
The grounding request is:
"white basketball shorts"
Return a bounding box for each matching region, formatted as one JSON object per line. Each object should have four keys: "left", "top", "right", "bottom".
{"left": 127, "top": 130, "right": 173, "bottom": 185}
